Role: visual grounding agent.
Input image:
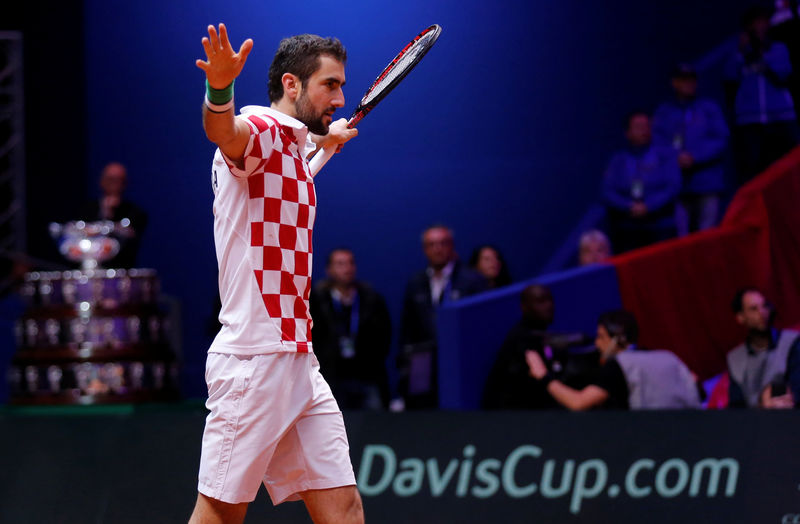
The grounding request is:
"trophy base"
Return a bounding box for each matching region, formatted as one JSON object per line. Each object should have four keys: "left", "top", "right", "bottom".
{"left": 10, "top": 389, "right": 180, "bottom": 406}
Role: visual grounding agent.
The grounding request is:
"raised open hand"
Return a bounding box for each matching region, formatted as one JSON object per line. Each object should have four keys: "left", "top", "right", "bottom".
{"left": 195, "top": 23, "right": 253, "bottom": 89}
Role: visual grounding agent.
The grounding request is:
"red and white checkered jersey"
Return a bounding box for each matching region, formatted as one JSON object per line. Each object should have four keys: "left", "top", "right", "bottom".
{"left": 209, "top": 105, "right": 317, "bottom": 355}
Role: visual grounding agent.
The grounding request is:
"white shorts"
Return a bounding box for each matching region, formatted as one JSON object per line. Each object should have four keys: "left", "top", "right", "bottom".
{"left": 197, "top": 352, "right": 356, "bottom": 505}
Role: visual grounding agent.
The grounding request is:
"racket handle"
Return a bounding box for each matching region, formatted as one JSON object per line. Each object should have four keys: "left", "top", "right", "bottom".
{"left": 308, "top": 146, "right": 336, "bottom": 177}
{"left": 308, "top": 117, "right": 356, "bottom": 177}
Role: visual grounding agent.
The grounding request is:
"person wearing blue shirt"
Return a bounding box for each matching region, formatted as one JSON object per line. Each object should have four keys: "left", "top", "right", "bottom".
{"left": 653, "top": 65, "right": 729, "bottom": 236}
{"left": 602, "top": 111, "right": 682, "bottom": 253}
{"left": 725, "top": 6, "right": 800, "bottom": 184}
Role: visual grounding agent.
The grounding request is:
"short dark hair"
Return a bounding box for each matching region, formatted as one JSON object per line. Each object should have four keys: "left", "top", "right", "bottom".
{"left": 326, "top": 247, "right": 354, "bottom": 267}
{"left": 731, "top": 287, "right": 762, "bottom": 313}
{"left": 421, "top": 223, "right": 454, "bottom": 243}
{"left": 468, "top": 244, "right": 512, "bottom": 287}
{"left": 597, "top": 310, "right": 639, "bottom": 346}
{"left": 268, "top": 34, "right": 347, "bottom": 103}
{"left": 671, "top": 63, "right": 697, "bottom": 80}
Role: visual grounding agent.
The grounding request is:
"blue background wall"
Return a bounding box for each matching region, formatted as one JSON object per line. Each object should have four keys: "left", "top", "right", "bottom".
{"left": 80, "top": 0, "right": 754, "bottom": 397}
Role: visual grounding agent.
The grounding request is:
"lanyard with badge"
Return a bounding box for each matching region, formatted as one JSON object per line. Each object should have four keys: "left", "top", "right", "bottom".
{"left": 331, "top": 292, "right": 359, "bottom": 359}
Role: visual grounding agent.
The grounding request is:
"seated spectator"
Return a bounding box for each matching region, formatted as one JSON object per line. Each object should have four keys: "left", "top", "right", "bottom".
{"left": 469, "top": 245, "right": 512, "bottom": 289}
{"left": 725, "top": 6, "right": 800, "bottom": 184}
{"left": 310, "top": 248, "right": 392, "bottom": 410}
{"left": 483, "top": 284, "right": 596, "bottom": 409}
{"left": 726, "top": 288, "right": 800, "bottom": 409}
{"left": 79, "top": 162, "right": 148, "bottom": 268}
{"left": 526, "top": 310, "right": 700, "bottom": 410}
{"left": 398, "top": 224, "right": 487, "bottom": 409}
{"left": 653, "top": 64, "right": 729, "bottom": 236}
{"left": 770, "top": 0, "right": 800, "bottom": 126}
{"left": 602, "top": 111, "right": 682, "bottom": 253}
{"left": 578, "top": 230, "right": 611, "bottom": 266}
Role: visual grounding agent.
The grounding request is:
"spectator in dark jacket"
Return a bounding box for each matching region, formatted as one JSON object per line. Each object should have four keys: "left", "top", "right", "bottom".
{"left": 398, "top": 224, "right": 487, "bottom": 409}
{"left": 483, "top": 285, "right": 596, "bottom": 410}
{"left": 79, "top": 162, "right": 148, "bottom": 268}
{"left": 310, "top": 248, "right": 392, "bottom": 409}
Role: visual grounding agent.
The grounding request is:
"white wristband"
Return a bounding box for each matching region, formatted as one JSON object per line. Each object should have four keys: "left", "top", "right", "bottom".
{"left": 204, "top": 95, "right": 234, "bottom": 113}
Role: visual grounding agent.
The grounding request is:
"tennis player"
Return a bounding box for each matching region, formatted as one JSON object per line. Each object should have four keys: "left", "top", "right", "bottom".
{"left": 189, "top": 24, "right": 362, "bottom": 524}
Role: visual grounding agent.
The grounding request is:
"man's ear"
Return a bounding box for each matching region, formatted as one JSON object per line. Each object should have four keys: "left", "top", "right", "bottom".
{"left": 281, "top": 73, "right": 301, "bottom": 102}
{"left": 735, "top": 312, "right": 745, "bottom": 326}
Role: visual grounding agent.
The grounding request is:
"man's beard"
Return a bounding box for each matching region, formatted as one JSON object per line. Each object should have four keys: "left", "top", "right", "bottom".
{"left": 295, "top": 90, "right": 331, "bottom": 135}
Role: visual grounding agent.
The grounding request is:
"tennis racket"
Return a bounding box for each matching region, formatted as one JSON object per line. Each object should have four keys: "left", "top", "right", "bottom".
{"left": 309, "top": 24, "right": 442, "bottom": 176}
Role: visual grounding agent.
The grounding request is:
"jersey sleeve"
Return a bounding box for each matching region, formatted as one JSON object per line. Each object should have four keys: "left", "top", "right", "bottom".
{"left": 221, "top": 114, "right": 278, "bottom": 178}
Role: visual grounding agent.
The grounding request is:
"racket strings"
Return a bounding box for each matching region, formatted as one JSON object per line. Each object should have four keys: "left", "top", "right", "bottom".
{"left": 362, "top": 32, "right": 437, "bottom": 105}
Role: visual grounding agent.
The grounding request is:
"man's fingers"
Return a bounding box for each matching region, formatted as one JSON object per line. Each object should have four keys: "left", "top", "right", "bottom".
{"left": 219, "top": 23, "right": 233, "bottom": 52}
{"left": 201, "top": 37, "right": 214, "bottom": 59}
{"left": 238, "top": 39, "right": 254, "bottom": 62}
{"left": 208, "top": 25, "right": 220, "bottom": 52}
{"left": 195, "top": 59, "right": 210, "bottom": 71}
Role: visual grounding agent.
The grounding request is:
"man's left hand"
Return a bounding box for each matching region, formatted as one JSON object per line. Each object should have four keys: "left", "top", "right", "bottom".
{"left": 312, "top": 118, "right": 358, "bottom": 152}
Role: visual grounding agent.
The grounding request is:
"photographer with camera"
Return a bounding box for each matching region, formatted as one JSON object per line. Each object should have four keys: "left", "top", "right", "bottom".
{"left": 482, "top": 284, "right": 596, "bottom": 410}
{"left": 525, "top": 310, "right": 700, "bottom": 411}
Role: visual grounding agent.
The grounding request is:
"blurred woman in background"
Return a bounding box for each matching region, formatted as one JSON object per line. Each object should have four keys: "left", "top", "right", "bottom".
{"left": 469, "top": 245, "right": 512, "bottom": 289}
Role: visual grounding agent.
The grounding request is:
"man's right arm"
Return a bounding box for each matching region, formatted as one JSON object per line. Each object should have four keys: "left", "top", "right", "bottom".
{"left": 202, "top": 107, "right": 251, "bottom": 168}
{"left": 195, "top": 23, "right": 253, "bottom": 167}
{"left": 546, "top": 381, "right": 610, "bottom": 411}
{"left": 526, "top": 349, "right": 609, "bottom": 410}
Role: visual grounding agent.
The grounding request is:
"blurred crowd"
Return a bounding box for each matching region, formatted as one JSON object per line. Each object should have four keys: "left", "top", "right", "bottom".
{"left": 313, "top": 225, "right": 800, "bottom": 412}
{"left": 310, "top": 3, "right": 800, "bottom": 412}
{"left": 4, "top": 4, "right": 799, "bottom": 413}
{"left": 603, "top": 4, "right": 799, "bottom": 253}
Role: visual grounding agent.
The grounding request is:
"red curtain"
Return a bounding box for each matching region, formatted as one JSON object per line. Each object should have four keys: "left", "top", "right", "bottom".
{"left": 611, "top": 147, "right": 800, "bottom": 379}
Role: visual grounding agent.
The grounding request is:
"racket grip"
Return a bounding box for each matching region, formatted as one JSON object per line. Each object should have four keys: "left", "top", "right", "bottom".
{"left": 309, "top": 117, "right": 356, "bottom": 177}
{"left": 308, "top": 146, "right": 336, "bottom": 177}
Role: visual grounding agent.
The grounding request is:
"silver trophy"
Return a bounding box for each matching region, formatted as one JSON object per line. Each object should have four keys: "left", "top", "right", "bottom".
{"left": 49, "top": 220, "right": 127, "bottom": 270}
